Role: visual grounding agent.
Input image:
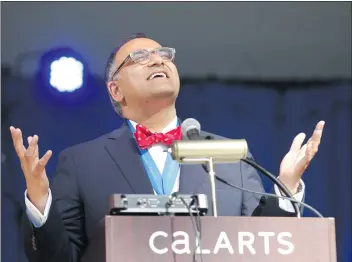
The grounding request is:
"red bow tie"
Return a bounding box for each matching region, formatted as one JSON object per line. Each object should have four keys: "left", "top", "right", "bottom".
{"left": 134, "top": 124, "right": 182, "bottom": 150}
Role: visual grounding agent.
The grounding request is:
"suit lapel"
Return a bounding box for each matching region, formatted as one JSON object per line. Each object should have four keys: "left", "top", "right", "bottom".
{"left": 178, "top": 164, "right": 208, "bottom": 194}
{"left": 104, "top": 124, "right": 154, "bottom": 194}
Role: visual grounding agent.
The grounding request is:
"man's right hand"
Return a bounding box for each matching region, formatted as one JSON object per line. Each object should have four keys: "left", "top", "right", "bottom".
{"left": 10, "top": 126, "right": 52, "bottom": 214}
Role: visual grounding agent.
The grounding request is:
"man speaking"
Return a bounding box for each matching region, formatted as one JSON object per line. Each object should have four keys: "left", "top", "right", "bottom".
{"left": 10, "top": 33, "right": 325, "bottom": 262}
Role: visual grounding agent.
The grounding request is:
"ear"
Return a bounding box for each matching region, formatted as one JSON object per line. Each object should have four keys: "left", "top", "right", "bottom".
{"left": 107, "top": 81, "right": 124, "bottom": 103}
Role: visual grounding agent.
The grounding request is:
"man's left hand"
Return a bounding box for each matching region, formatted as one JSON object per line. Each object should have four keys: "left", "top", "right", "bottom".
{"left": 278, "top": 121, "right": 325, "bottom": 194}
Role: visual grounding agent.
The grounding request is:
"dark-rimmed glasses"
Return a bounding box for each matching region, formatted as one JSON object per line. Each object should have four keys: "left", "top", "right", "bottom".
{"left": 110, "top": 47, "right": 176, "bottom": 81}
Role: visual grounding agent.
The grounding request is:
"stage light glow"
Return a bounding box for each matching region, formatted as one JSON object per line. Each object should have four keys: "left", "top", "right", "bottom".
{"left": 49, "top": 57, "right": 84, "bottom": 92}
{"left": 36, "top": 47, "right": 94, "bottom": 105}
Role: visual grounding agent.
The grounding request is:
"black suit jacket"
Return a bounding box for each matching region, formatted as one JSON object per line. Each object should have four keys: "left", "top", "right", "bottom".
{"left": 22, "top": 123, "right": 296, "bottom": 262}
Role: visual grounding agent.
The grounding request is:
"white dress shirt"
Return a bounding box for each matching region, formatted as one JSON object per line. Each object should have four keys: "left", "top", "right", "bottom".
{"left": 25, "top": 116, "right": 304, "bottom": 227}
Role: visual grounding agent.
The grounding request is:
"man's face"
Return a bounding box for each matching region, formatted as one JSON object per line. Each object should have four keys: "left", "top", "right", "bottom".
{"left": 108, "top": 38, "right": 180, "bottom": 110}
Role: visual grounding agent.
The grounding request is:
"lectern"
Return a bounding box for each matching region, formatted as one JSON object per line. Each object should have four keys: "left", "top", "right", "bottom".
{"left": 81, "top": 216, "right": 336, "bottom": 262}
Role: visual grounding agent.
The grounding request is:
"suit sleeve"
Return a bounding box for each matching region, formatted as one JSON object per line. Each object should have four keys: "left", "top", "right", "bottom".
{"left": 240, "top": 152, "right": 296, "bottom": 217}
{"left": 22, "top": 149, "right": 87, "bottom": 262}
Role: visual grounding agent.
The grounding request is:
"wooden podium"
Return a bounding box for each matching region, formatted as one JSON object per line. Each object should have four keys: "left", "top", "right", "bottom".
{"left": 81, "top": 216, "right": 336, "bottom": 262}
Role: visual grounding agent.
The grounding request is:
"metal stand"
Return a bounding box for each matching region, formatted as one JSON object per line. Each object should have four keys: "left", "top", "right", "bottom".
{"left": 207, "top": 158, "right": 217, "bottom": 217}
{"left": 179, "top": 157, "right": 218, "bottom": 217}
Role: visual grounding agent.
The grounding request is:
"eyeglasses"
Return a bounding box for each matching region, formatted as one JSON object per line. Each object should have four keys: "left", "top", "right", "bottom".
{"left": 110, "top": 47, "right": 176, "bottom": 80}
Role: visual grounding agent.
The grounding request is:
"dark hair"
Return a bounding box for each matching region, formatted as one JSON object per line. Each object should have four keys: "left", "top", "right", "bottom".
{"left": 104, "top": 33, "right": 148, "bottom": 116}
{"left": 104, "top": 33, "right": 147, "bottom": 83}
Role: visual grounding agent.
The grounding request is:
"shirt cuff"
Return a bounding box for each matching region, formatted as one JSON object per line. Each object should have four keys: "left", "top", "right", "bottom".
{"left": 274, "top": 179, "right": 305, "bottom": 213}
{"left": 24, "top": 189, "right": 52, "bottom": 228}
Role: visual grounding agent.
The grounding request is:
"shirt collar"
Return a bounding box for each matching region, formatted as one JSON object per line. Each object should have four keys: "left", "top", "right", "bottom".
{"left": 128, "top": 116, "right": 178, "bottom": 133}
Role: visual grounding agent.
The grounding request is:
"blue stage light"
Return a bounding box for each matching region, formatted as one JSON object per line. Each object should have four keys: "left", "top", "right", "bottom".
{"left": 39, "top": 47, "right": 89, "bottom": 92}
{"left": 49, "top": 56, "right": 84, "bottom": 92}
{"left": 36, "top": 47, "right": 94, "bottom": 105}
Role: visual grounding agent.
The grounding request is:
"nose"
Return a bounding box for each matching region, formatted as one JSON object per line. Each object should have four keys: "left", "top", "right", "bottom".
{"left": 147, "top": 53, "right": 163, "bottom": 67}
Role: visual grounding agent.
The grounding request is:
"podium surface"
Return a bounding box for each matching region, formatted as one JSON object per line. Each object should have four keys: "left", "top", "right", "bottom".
{"left": 101, "top": 216, "right": 336, "bottom": 262}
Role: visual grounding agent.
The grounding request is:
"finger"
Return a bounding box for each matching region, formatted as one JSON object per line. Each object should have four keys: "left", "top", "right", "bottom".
{"left": 315, "top": 120, "right": 325, "bottom": 131}
{"left": 296, "top": 144, "right": 308, "bottom": 165}
{"left": 290, "top": 133, "right": 306, "bottom": 152}
{"left": 25, "top": 135, "right": 38, "bottom": 161}
{"left": 32, "top": 150, "right": 52, "bottom": 177}
{"left": 305, "top": 121, "right": 324, "bottom": 157}
{"left": 10, "top": 127, "right": 26, "bottom": 160}
{"left": 28, "top": 136, "right": 39, "bottom": 159}
{"left": 35, "top": 145, "right": 39, "bottom": 159}
{"left": 309, "top": 121, "right": 325, "bottom": 150}
{"left": 295, "top": 144, "right": 309, "bottom": 172}
{"left": 306, "top": 138, "right": 317, "bottom": 161}
{"left": 27, "top": 136, "right": 32, "bottom": 146}
{"left": 311, "top": 121, "right": 325, "bottom": 140}
{"left": 306, "top": 137, "right": 312, "bottom": 148}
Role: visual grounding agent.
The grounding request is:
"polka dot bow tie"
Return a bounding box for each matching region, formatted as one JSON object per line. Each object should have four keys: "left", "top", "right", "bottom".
{"left": 134, "top": 124, "right": 182, "bottom": 150}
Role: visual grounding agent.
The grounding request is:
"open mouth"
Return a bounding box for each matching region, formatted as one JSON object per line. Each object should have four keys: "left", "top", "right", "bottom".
{"left": 147, "top": 71, "right": 169, "bottom": 80}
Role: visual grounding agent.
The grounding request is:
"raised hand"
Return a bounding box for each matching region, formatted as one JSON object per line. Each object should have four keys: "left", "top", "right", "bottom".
{"left": 10, "top": 126, "right": 52, "bottom": 213}
{"left": 278, "top": 121, "right": 325, "bottom": 194}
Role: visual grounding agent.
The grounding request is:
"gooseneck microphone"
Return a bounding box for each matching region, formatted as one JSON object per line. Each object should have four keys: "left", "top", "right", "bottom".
{"left": 181, "top": 118, "right": 201, "bottom": 140}
{"left": 170, "top": 119, "right": 248, "bottom": 164}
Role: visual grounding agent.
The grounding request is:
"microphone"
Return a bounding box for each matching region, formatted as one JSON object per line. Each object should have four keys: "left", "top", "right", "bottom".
{"left": 181, "top": 118, "right": 201, "bottom": 140}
